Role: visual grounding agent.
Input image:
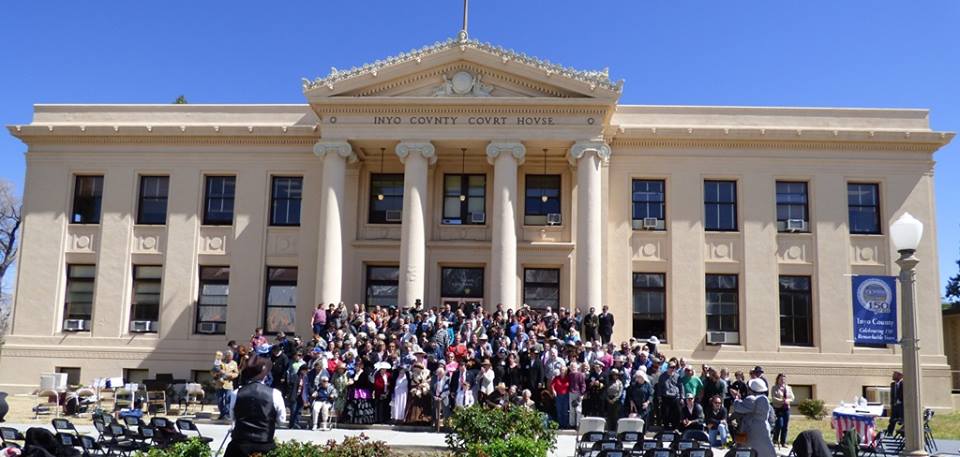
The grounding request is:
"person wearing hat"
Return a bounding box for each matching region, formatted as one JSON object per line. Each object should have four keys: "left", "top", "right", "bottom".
{"left": 226, "top": 356, "right": 286, "bottom": 457}
{"left": 626, "top": 370, "right": 653, "bottom": 428}
{"left": 731, "top": 378, "right": 776, "bottom": 457}
{"left": 604, "top": 368, "right": 625, "bottom": 429}
{"left": 680, "top": 392, "right": 705, "bottom": 431}
{"left": 310, "top": 373, "right": 337, "bottom": 431}
{"left": 749, "top": 365, "right": 770, "bottom": 393}
{"left": 655, "top": 361, "right": 684, "bottom": 431}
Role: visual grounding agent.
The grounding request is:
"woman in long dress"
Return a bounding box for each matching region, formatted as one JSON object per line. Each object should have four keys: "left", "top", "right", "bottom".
{"left": 732, "top": 378, "right": 776, "bottom": 457}
{"left": 405, "top": 362, "right": 433, "bottom": 424}
{"left": 391, "top": 369, "right": 409, "bottom": 423}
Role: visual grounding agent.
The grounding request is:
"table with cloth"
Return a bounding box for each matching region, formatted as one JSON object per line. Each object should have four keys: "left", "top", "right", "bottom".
{"left": 831, "top": 404, "right": 883, "bottom": 445}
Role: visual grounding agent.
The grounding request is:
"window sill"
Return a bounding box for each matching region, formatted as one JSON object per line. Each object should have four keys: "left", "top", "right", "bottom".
{"left": 779, "top": 344, "right": 817, "bottom": 352}
{"left": 705, "top": 230, "right": 740, "bottom": 234}
{"left": 849, "top": 232, "right": 884, "bottom": 236}
{"left": 68, "top": 222, "right": 101, "bottom": 227}
{"left": 776, "top": 231, "right": 811, "bottom": 235}
{"left": 200, "top": 223, "right": 234, "bottom": 228}
{"left": 269, "top": 224, "right": 301, "bottom": 228}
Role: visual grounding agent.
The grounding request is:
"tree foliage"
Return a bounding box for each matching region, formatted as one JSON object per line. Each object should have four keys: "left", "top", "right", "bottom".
{"left": 0, "top": 179, "right": 21, "bottom": 295}
{"left": 945, "top": 259, "right": 960, "bottom": 306}
{"left": 174, "top": 95, "right": 188, "bottom": 104}
{"left": 445, "top": 405, "right": 557, "bottom": 457}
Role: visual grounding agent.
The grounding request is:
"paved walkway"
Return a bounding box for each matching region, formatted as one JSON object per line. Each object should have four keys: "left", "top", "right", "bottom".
{"left": 5, "top": 423, "right": 959, "bottom": 456}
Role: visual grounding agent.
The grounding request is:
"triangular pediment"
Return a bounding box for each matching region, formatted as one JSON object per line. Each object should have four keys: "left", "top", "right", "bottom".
{"left": 303, "top": 36, "right": 623, "bottom": 103}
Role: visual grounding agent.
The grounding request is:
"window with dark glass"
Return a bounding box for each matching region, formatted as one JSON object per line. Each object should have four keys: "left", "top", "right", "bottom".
{"left": 848, "top": 183, "right": 881, "bottom": 234}
{"left": 366, "top": 266, "right": 399, "bottom": 307}
{"left": 442, "top": 174, "right": 486, "bottom": 225}
{"left": 779, "top": 275, "right": 812, "bottom": 346}
{"left": 369, "top": 174, "right": 404, "bottom": 224}
{"left": 64, "top": 265, "right": 95, "bottom": 325}
{"left": 203, "top": 176, "right": 236, "bottom": 225}
{"left": 706, "top": 274, "right": 739, "bottom": 334}
{"left": 441, "top": 267, "right": 484, "bottom": 299}
{"left": 633, "top": 273, "right": 666, "bottom": 341}
{"left": 72, "top": 175, "right": 104, "bottom": 224}
{"left": 632, "top": 180, "right": 666, "bottom": 230}
{"left": 776, "top": 181, "right": 809, "bottom": 232}
{"left": 196, "top": 266, "right": 229, "bottom": 334}
{"left": 704, "top": 180, "right": 737, "bottom": 231}
{"left": 524, "top": 175, "right": 561, "bottom": 225}
{"left": 137, "top": 176, "right": 169, "bottom": 225}
{"left": 270, "top": 176, "right": 302, "bottom": 226}
{"left": 264, "top": 267, "right": 297, "bottom": 334}
{"left": 131, "top": 265, "right": 162, "bottom": 328}
{"left": 523, "top": 268, "right": 560, "bottom": 311}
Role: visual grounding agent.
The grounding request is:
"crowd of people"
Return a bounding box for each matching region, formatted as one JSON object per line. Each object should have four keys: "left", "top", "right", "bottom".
{"left": 211, "top": 301, "right": 795, "bottom": 453}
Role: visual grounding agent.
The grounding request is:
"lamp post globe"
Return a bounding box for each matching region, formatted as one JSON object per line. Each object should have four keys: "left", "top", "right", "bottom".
{"left": 891, "top": 212, "right": 923, "bottom": 252}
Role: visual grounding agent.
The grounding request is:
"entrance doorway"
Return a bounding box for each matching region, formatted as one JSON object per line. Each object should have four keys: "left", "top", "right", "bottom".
{"left": 440, "top": 266, "right": 484, "bottom": 314}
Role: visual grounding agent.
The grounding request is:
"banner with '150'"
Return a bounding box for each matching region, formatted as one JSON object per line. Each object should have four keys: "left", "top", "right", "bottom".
{"left": 851, "top": 275, "right": 898, "bottom": 345}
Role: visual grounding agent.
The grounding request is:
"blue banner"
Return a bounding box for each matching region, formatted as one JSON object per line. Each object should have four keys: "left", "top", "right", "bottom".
{"left": 852, "top": 275, "right": 898, "bottom": 345}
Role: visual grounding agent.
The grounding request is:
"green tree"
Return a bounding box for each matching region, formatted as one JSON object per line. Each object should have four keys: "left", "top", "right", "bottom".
{"left": 945, "top": 259, "right": 960, "bottom": 305}
{"left": 174, "top": 95, "right": 188, "bottom": 104}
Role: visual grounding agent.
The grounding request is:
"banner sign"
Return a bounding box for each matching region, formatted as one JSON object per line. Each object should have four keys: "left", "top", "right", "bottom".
{"left": 851, "top": 275, "right": 898, "bottom": 345}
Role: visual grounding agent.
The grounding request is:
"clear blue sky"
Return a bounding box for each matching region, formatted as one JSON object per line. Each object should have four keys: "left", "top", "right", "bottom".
{"left": 1, "top": 1, "right": 958, "bottom": 294}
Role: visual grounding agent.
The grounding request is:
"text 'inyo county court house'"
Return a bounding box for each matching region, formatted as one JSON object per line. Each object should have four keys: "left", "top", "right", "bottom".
{"left": 2, "top": 33, "right": 955, "bottom": 407}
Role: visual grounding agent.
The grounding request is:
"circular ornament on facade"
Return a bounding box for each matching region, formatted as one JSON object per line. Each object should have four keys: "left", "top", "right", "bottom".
{"left": 641, "top": 243, "right": 657, "bottom": 257}
{"left": 786, "top": 245, "right": 802, "bottom": 260}
{"left": 451, "top": 72, "right": 474, "bottom": 95}
{"left": 142, "top": 237, "right": 157, "bottom": 250}
{"left": 209, "top": 237, "right": 224, "bottom": 250}
{"left": 859, "top": 247, "right": 875, "bottom": 262}
{"left": 714, "top": 244, "right": 730, "bottom": 258}
{"left": 76, "top": 236, "right": 91, "bottom": 249}
{"left": 587, "top": 117, "right": 595, "bottom": 125}
{"left": 329, "top": 116, "right": 337, "bottom": 124}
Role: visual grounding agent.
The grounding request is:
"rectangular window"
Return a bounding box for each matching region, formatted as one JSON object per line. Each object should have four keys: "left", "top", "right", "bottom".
{"left": 776, "top": 181, "right": 809, "bottom": 232}
{"left": 56, "top": 367, "right": 81, "bottom": 387}
{"left": 633, "top": 273, "right": 667, "bottom": 341}
{"left": 704, "top": 180, "right": 737, "bottom": 231}
{"left": 264, "top": 267, "right": 297, "bottom": 334}
{"left": 71, "top": 175, "right": 104, "bottom": 224}
{"left": 203, "top": 176, "right": 236, "bottom": 226}
{"left": 369, "top": 174, "right": 404, "bottom": 224}
{"left": 270, "top": 176, "right": 303, "bottom": 226}
{"left": 632, "top": 179, "right": 666, "bottom": 230}
{"left": 524, "top": 175, "right": 561, "bottom": 225}
{"left": 523, "top": 268, "right": 560, "bottom": 312}
{"left": 124, "top": 369, "right": 149, "bottom": 384}
{"left": 131, "top": 265, "right": 162, "bottom": 331}
{"left": 848, "top": 183, "right": 881, "bottom": 234}
{"left": 706, "top": 274, "right": 739, "bottom": 336}
{"left": 441, "top": 267, "right": 484, "bottom": 299}
{"left": 64, "top": 265, "right": 96, "bottom": 328}
{"left": 196, "top": 266, "right": 229, "bottom": 334}
{"left": 137, "top": 176, "right": 169, "bottom": 225}
{"left": 779, "top": 275, "right": 813, "bottom": 346}
{"left": 366, "top": 266, "right": 399, "bottom": 308}
{"left": 442, "top": 174, "right": 486, "bottom": 225}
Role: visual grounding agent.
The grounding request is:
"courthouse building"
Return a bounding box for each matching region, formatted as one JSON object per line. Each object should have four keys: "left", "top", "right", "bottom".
{"left": 2, "top": 34, "right": 956, "bottom": 406}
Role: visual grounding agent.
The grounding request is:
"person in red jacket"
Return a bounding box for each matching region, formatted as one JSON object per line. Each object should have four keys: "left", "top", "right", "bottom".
{"left": 551, "top": 367, "right": 571, "bottom": 429}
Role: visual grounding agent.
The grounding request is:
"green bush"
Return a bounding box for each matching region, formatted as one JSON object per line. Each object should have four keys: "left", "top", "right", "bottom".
{"left": 136, "top": 438, "right": 211, "bottom": 457}
{"left": 268, "top": 434, "right": 395, "bottom": 457}
{"left": 465, "top": 436, "right": 550, "bottom": 457}
{"left": 445, "top": 406, "right": 556, "bottom": 457}
{"left": 798, "top": 398, "right": 828, "bottom": 420}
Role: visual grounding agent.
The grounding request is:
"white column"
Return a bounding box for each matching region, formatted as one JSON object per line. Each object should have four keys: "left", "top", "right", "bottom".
{"left": 570, "top": 141, "right": 611, "bottom": 311}
{"left": 313, "top": 140, "right": 356, "bottom": 306}
{"left": 396, "top": 141, "right": 436, "bottom": 308}
{"left": 486, "top": 142, "right": 526, "bottom": 310}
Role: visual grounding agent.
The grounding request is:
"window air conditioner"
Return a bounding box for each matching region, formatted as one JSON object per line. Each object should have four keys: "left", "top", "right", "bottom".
{"left": 442, "top": 218, "right": 462, "bottom": 225}
{"left": 642, "top": 217, "right": 660, "bottom": 230}
{"left": 786, "top": 219, "right": 807, "bottom": 232}
{"left": 706, "top": 331, "right": 727, "bottom": 345}
{"left": 546, "top": 213, "right": 562, "bottom": 225}
{"left": 197, "top": 322, "right": 219, "bottom": 334}
{"left": 384, "top": 210, "right": 402, "bottom": 222}
{"left": 470, "top": 212, "right": 486, "bottom": 224}
{"left": 130, "top": 320, "right": 156, "bottom": 333}
{"left": 63, "top": 319, "right": 90, "bottom": 332}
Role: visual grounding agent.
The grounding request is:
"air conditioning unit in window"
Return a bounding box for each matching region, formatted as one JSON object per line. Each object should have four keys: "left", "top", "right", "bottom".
{"left": 470, "top": 212, "right": 486, "bottom": 224}
{"left": 642, "top": 217, "right": 660, "bottom": 230}
{"left": 442, "top": 218, "right": 462, "bottom": 225}
{"left": 546, "top": 213, "right": 562, "bottom": 225}
{"left": 130, "top": 320, "right": 156, "bottom": 333}
{"left": 384, "top": 210, "right": 402, "bottom": 222}
{"left": 706, "top": 331, "right": 739, "bottom": 345}
{"left": 197, "top": 322, "right": 219, "bottom": 334}
{"left": 63, "top": 319, "right": 90, "bottom": 332}
{"left": 785, "top": 219, "right": 807, "bottom": 232}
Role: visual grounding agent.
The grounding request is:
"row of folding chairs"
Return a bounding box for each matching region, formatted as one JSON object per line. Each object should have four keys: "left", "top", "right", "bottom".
{"left": 578, "top": 429, "right": 714, "bottom": 457}
{"left": 587, "top": 447, "right": 759, "bottom": 457}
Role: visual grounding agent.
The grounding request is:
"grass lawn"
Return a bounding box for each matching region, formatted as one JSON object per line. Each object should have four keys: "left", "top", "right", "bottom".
{"left": 787, "top": 412, "right": 960, "bottom": 443}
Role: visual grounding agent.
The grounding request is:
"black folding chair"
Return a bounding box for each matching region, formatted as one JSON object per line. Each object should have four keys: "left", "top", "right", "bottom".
{"left": 578, "top": 431, "right": 608, "bottom": 457}
{"left": 644, "top": 448, "right": 677, "bottom": 457}
{"left": 634, "top": 439, "right": 660, "bottom": 453}
{"left": 53, "top": 418, "right": 83, "bottom": 437}
{"left": 175, "top": 418, "right": 213, "bottom": 444}
{"left": 680, "top": 429, "right": 711, "bottom": 445}
{"left": 0, "top": 427, "right": 25, "bottom": 449}
{"left": 681, "top": 449, "right": 714, "bottom": 457}
{"left": 56, "top": 432, "right": 84, "bottom": 455}
{"left": 78, "top": 434, "right": 106, "bottom": 456}
{"left": 723, "top": 447, "right": 757, "bottom": 457}
{"left": 674, "top": 440, "right": 701, "bottom": 451}
{"left": 657, "top": 430, "right": 680, "bottom": 448}
{"left": 619, "top": 431, "right": 644, "bottom": 449}
{"left": 103, "top": 423, "right": 146, "bottom": 457}
{"left": 597, "top": 450, "right": 630, "bottom": 457}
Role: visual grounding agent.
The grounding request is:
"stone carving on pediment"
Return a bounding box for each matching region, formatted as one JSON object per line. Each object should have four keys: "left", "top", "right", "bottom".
{"left": 433, "top": 71, "right": 493, "bottom": 97}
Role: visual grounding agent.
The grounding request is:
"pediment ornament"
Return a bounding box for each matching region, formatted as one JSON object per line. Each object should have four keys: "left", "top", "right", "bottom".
{"left": 433, "top": 71, "right": 492, "bottom": 97}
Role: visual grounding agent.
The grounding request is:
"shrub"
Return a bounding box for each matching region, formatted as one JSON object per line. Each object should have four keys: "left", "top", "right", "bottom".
{"left": 268, "top": 434, "right": 395, "bottom": 457}
{"left": 136, "top": 438, "right": 211, "bottom": 457}
{"left": 445, "top": 406, "right": 556, "bottom": 457}
{"left": 798, "top": 398, "right": 828, "bottom": 420}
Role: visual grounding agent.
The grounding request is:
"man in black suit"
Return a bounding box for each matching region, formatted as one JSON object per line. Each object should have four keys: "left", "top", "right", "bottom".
{"left": 886, "top": 371, "right": 904, "bottom": 434}
{"left": 598, "top": 305, "right": 615, "bottom": 344}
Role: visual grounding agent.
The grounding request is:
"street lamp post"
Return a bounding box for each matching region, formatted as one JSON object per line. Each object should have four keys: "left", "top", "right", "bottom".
{"left": 890, "top": 212, "right": 926, "bottom": 457}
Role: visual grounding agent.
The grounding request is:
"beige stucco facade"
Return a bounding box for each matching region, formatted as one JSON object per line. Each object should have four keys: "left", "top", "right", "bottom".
{"left": 2, "top": 36, "right": 956, "bottom": 407}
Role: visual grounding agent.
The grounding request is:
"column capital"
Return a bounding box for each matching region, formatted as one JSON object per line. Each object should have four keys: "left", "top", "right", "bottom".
{"left": 568, "top": 141, "right": 611, "bottom": 165}
{"left": 313, "top": 140, "right": 357, "bottom": 163}
{"left": 485, "top": 142, "right": 526, "bottom": 166}
{"left": 395, "top": 141, "right": 437, "bottom": 165}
